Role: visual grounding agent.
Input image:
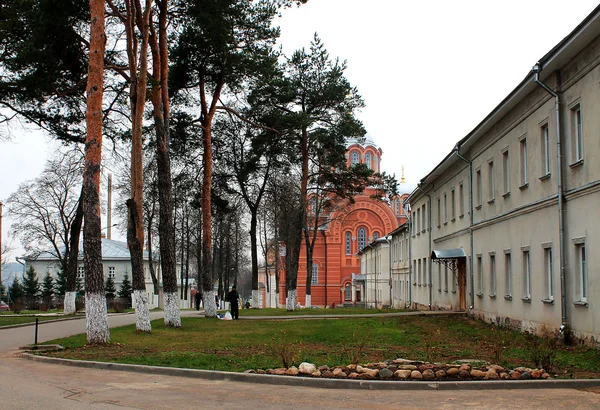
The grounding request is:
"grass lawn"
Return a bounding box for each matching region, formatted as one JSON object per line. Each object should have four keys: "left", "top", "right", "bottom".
{"left": 237, "top": 307, "right": 406, "bottom": 316}
{"left": 42, "top": 314, "right": 600, "bottom": 378}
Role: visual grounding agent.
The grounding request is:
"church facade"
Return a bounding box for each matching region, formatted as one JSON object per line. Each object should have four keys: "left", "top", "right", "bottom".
{"left": 277, "top": 137, "right": 407, "bottom": 308}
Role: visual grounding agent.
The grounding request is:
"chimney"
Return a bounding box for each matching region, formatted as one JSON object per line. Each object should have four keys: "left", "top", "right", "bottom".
{"left": 107, "top": 174, "right": 112, "bottom": 240}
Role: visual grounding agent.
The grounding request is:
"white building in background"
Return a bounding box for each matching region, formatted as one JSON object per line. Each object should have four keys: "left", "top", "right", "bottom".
{"left": 389, "top": 223, "right": 410, "bottom": 309}
{"left": 24, "top": 238, "right": 190, "bottom": 309}
{"left": 406, "top": 5, "right": 600, "bottom": 344}
{"left": 358, "top": 237, "right": 392, "bottom": 309}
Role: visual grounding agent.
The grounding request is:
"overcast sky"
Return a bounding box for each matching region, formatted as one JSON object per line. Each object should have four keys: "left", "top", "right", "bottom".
{"left": 1, "top": 0, "right": 598, "bottom": 260}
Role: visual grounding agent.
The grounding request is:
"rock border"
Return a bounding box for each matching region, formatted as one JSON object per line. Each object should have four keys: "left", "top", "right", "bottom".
{"left": 22, "top": 354, "right": 600, "bottom": 391}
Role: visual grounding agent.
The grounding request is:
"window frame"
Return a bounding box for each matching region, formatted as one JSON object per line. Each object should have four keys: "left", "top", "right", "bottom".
{"left": 488, "top": 158, "right": 495, "bottom": 203}
{"left": 519, "top": 135, "right": 528, "bottom": 188}
{"left": 570, "top": 102, "right": 583, "bottom": 164}
{"left": 522, "top": 247, "right": 531, "bottom": 301}
{"left": 504, "top": 250, "right": 512, "bottom": 299}
{"left": 542, "top": 244, "right": 554, "bottom": 302}
{"left": 540, "top": 121, "right": 551, "bottom": 178}
{"left": 502, "top": 148, "right": 510, "bottom": 196}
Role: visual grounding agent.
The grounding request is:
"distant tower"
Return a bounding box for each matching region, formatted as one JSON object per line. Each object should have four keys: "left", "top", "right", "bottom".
{"left": 400, "top": 166, "right": 406, "bottom": 184}
{"left": 107, "top": 174, "right": 112, "bottom": 240}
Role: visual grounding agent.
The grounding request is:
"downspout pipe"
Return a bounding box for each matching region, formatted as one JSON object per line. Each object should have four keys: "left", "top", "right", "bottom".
{"left": 407, "top": 212, "right": 412, "bottom": 309}
{"left": 415, "top": 183, "right": 432, "bottom": 310}
{"left": 455, "top": 144, "right": 475, "bottom": 310}
{"left": 533, "top": 62, "right": 568, "bottom": 336}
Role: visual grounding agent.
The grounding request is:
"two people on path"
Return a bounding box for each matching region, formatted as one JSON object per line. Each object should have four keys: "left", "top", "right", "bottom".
{"left": 227, "top": 286, "right": 240, "bottom": 320}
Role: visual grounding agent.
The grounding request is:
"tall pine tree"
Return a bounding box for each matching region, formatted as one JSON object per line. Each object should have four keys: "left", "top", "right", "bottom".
{"left": 40, "top": 273, "right": 55, "bottom": 308}
{"left": 118, "top": 272, "right": 133, "bottom": 308}
{"left": 22, "top": 266, "right": 41, "bottom": 309}
{"left": 105, "top": 275, "right": 116, "bottom": 301}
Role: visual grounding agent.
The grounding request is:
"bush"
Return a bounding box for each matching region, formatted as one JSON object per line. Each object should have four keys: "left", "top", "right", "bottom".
{"left": 525, "top": 328, "right": 557, "bottom": 371}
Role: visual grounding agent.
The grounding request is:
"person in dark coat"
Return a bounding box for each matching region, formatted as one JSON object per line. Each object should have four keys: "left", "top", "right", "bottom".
{"left": 227, "top": 286, "right": 240, "bottom": 320}
{"left": 194, "top": 291, "right": 201, "bottom": 311}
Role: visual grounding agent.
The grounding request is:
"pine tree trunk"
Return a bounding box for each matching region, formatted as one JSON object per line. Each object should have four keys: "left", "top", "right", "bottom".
{"left": 150, "top": 0, "right": 180, "bottom": 327}
{"left": 201, "top": 119, "right": 215, "bottom": 317}
{"left": 83, "top": 0, "right": 109, "bottom": 344}
{"left": 64, "top": 187, "right": 83, "bottom": 314}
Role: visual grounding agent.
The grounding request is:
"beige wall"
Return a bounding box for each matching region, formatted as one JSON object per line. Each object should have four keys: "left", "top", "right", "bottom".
{"left": 407, "top": 27, "right": 600, "bottom": 343}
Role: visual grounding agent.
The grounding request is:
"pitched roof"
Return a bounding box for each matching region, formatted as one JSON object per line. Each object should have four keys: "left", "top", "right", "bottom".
{"left": 25, "top": 238, "right": 149, "bottom": 262}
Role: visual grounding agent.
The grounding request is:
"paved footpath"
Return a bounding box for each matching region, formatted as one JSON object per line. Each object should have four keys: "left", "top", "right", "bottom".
{"left": 1, "top": 311, "right": 600, "bottom": 409}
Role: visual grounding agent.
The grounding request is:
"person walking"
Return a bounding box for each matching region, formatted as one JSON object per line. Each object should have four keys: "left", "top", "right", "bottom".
{"left": 227, "top": 286, "right": 240, "bottom": 320}
{"left": 194, "top": 291, "right": 201, "bottom": 311}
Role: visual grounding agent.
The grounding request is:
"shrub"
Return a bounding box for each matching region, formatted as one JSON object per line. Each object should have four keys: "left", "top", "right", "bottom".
{"left": 525, "top": 328, "right": 557, "bottom": 371}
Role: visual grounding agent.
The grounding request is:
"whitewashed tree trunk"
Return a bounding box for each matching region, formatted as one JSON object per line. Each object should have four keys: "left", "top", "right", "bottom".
{"left": 85, "top": 292, "right": 110, "bottom": 343}
{"left": 252, "top": 289, "right": 260, "bottom": 308}
{"left": 203, "top": 289, "right": 217, "bottom": 317}
{"left": 133, "top": 290, "right": 151, "bottom": 332}
{"left": 286, "top": 290, "right": 296, "bottom": 311}
{"left": 305, "top": 294, "right": 311, "bottom": 308}
{"left": 63, "top": 291, "right": 77, "bottom": 315}
{"left": 164, "top": 292, "right": 181, "bottom": 327}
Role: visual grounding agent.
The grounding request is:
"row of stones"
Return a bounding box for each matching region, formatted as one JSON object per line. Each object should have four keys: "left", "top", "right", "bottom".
{"left": 244, "top": 359, "right": 551, "bottom": 381}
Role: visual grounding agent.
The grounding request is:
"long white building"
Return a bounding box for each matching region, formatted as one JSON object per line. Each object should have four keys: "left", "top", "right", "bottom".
{"left": 360, "top": 6, "right": 600, "bottom": 344}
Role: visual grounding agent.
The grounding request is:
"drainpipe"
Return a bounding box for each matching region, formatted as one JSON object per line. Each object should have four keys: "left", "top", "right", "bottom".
{"left": 385, "top": 235, "right": 394, "bottom": 309}
{"left": 407, "top": 212, "right": 412, "bottom": 309}
{"left": 416, "top": 184, "right": 432, "bottom": 310}
{"left": 455, "top": 144, "right": 475, "bottom": 310}
{"left": 533, "top": 62, "right": 568, "bottom": 336}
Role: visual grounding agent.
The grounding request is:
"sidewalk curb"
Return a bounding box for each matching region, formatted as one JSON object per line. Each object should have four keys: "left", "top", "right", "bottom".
{"left": 22, "top": 353, "right": 600, "bottom": 391}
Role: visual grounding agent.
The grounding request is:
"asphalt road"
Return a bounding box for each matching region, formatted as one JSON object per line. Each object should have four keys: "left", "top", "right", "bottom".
{"left": 1, "top": 312, "right": 599, "bottom": 409}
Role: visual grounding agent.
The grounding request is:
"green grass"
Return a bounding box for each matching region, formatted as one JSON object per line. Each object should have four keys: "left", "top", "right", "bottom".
{"left": 236, "top": 307, "right": 407, "bottom": 316}
{"left": 41, "top": 315, "right": 600, "bottom": 378}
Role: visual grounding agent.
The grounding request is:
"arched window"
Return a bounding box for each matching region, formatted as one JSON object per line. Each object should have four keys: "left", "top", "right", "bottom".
{"left": 344, "top": 283, "right": 352, "bottom": 301}
{"left": 365, "top": 152, "right": 372, "bottom": 169}
{"left": 373, "top": 231, "right": 379, "bottom": 240}
{"left": 311, "top": 263, "right": 318, "bottom": 284}
{"left": 345, "top": 232, "right": 352, "bottom": 255}
{"left": 357, "top": 227, "right": 367, "bottom": 251}
{"left": 351, "top": 151, "right": 359, "bottom": 165}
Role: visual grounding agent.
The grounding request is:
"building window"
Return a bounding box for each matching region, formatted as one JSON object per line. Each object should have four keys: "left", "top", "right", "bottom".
{"left": 488, "top": 160, "right": 495, "bottom": 202}
{"left": 520, "top": 136, "right": 528, "bottom": 187}
{"left": 444, "top": 265, "right": 449, "bottom": 292}
{"left": 365, "top": 152, "right": 372, "bottom": 169}
{"left": 489, "top": 253, "right": 496, "bottom": 297}
{"left": 357, "top": 227, "right": 366, "bottom": 251}
{"left": 571, "top": 103, "right": 583, "bottom": 163}
{"left": 437, "top": 197, "right": 441, "bottom": 227}
{"left": 77, "top": 265, "right": 85, "bottom": 279}
{"left": 541, "top": 122, "right": 551, "bottom": 176}
{"left": 459, "top": 182, "right": 464, "bottom": 217}
{"left": 373, "top": 231, "right": 379, "bottom": 240}
{"left": 108, "top": 266, "right": 115, "bottom": 279}
{"left": 351, "top": 151, "right": 359, "bottom": 165}
{"left": 311, "top": 263, "right": 318, "bottom": 285}
{"left": 421, "top": 204, "right": 426, "bottom": 232}
{"left": 476, "top": 169, "right": 482, "bottom": 208}
{"left": 502, "top": 149, "right": 510, "bottom": 195}
{"left": 437, "top": 264, "right": 441, "bottom": 292}
{"left": 522, "top": 249, "right": 531, "bottom": 300}
{"left": 345, "top": 232, "right": 352, "bottom": 255}
{"left": 543, "top": 246, "right": 553, "bottom": 301}
{"left": 575, "top": 242, "right": 587, "bottom": 302}
{"left": 477, "top": 255, "right": 483, "bottom": 296}
{"left": 451, "top": 188, "right": 455, "bottom": 220}
{"left": 423, "top": 258, "right": 427, "bottom": 286}
{"left": 443, "top": 193, "right": 448, "bottom": 223}
{"left": 504, "top": 251, "right": 512, "bottom": 298}
{"left": 344, "top": 283, "right": 351, "bottom": 301}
